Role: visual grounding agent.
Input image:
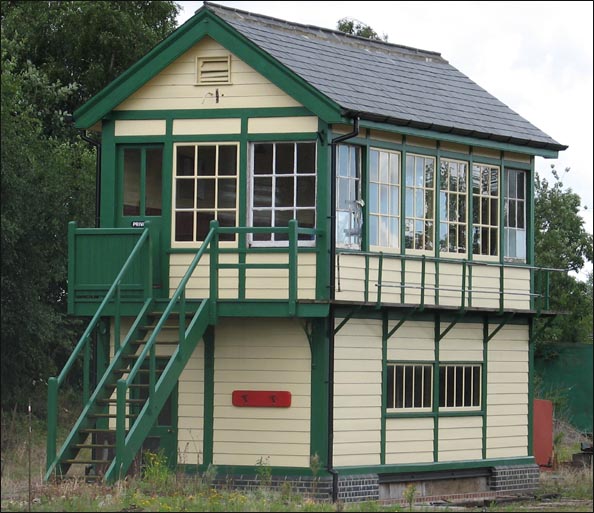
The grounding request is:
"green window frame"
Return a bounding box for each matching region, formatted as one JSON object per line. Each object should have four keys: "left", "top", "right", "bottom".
{"left": 504, "top": 168, "right": 527, "bottom": 262}
{"left": 336, "top": 144, "right": 362, "bottom": 249}
{"left": 387, "top": 363, "right": 433, "bottom": 410}
{"left": 121, "top": 146, "right": 163, "bottom": 217}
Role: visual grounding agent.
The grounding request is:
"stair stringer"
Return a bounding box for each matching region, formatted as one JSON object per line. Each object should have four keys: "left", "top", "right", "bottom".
{"left": 104, "top": 298, "right": 211, "bottom": 482}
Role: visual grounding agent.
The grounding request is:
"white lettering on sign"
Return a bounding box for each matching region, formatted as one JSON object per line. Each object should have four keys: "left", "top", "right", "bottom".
{"left": 131, "top": 221, "right": 145, "bottom": 228}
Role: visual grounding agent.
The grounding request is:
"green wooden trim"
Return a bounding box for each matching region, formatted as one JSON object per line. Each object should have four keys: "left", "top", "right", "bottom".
{"left": 100, "top": 120, "right": 116, "bottom": 228}
{"left": 216, "top": 301, "right": 329, "bottom": 318}
{"left": 107, "top": 107, "right": 313, "bottom": 120}
{"left": 528, "top": 318, "right": 534, "bottom": 457}
{"left": 482, "top": 316, "right": 489, "bottom": 460}
{"left": 316, "top": 120, "right": 330, "bottom": 300}
{"left": 167, "top": 246, "right": 318, "bottom": 255}
{"left": 435, "top": 142, "right": 441, "bottom": 261}
{"left": 381, "top": 312, "right": 387, "bottom": 465}
{"left": 334, "top": 456, "right": 536, "bottom": 475}
{"left": 310, "top": 319, "right": 329, "bottom": 469}
{"left": 433, "top": 313, "right": 440, "bottom": 462}
{"left": 75, "top": 9, "right": 341, "bottom": 128}
{"left": 499, "top": 151, "right": 506, "bottom": 263}
{"left": 528, "top": 157, "right": 536, "bottom": 310}
{"left": 203, "top": 326, "right": 214, "bottom": 467}
{"left": 400, "top": 137, "right": 408, "bottom": 254}
{"left": 358, "top": 119, "right": 561, "bottom": 158}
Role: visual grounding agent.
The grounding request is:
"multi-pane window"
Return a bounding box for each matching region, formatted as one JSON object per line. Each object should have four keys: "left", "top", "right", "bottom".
{"left": 173, "top": 143, "right": 238, "bottom": 243}
{"left": 122, "top": 146, "right": 163, "bottom": 217}
{"left": 250, "top": 142, "right": 316, "bottom": 244}
{"left": 438, "top": 364, "right": 481, "bottom": 408}
{"left": 405, "top": 154, "right": 435, "bottom": 250}
{"left": 387, "top": 364, "right": 433, "bottom": 409}
{"left": 504, "top": 169, "right": 527, "bottom": 261}
{"left": 336, "top": 144, "right": 362, "bottom": 249}
{"left": 472, "top": 164, "right": 499, "bottom": 256}
{"left": 369, "top": 148, "right": 400, "bottom": 249}
{"left": 439, "top": 159, "right": 467, "bottom": 254}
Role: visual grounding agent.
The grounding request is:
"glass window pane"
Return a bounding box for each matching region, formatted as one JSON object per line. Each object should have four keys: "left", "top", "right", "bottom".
{"left": 517, "top": 172, "right": 525, "bottom": 199}
{"left": 395, "top": 366, "right": 404, "bottom": 408}
{"left": 464, "top": 366, "right": 472, "bottom": 406}
{"left": 296, "top": 209, "right": 315, "bottom": 236}
{"left": 508, "top": 170, "right": 517, "bottom": 197}
{"left": 297, "top": 176, "right": 316, "bottom": 207}
{"left": 254, "top": 177, "right": 272, "bottom": 207}
{"left": 195, "top": 211, "right": 214, "bottom": 241}
{"left": 446, "top": 367, "right": 455, "bottom": 407}
{"left": 380, "top": 185, "right": 389, "bottom": 215}
{"left": 254, "top": 144, "right": 273, "bottom": 175}
{"left": 490, "top": 169, "right": 499, "bottom": 195}
{"left": 123, "top": 149, "right": 141, "bottom": 216}
{"left": 276, "top": 143, "right": 294, "bottom": 174}
{"left": 296, "top": 142, "right": 315, "bottom": 174}
{"left": 275, "top": 177, "right": 294, "bottom": 207}
{"left": 472, "top": 367, "right": 481, "bottom": 406}
{"left": 406, "top": 188, "right": 414, "bottom": 217}
{"left": 218, "top": 179, "right": 236, "bottom": 209}
{"left": 516, "top": 230, "right": 526, "bottom": 259}
{"left": 439, "top": 366, "right": 446, "bottom": 407}
{"left": 253, "top": 210, "right": 272, "bottom": 241}
{"left": 379, "top": 217, "right": 389, "bottom": 247}
{"left": 176, "top": 146, "right": 195, "bottom": 176}
{"left": 423, "top": 366, "right": 432, "bottom": 408}
{"left": 369, "top": 215, "right": 378, "bottom": 246}
{"left": 413, "top": 366, "right": 423, "bottom": 407}
{"left": 406, "top": 157, "right": 414, "bottom": 186}
{"left": 415, "top": 189, "right": 424, "bottom": 218}
{"left": 219, "top": 145, "right": 237, "bottom": 176}
{"left": 176, "top": 179, "right": 194, "bottom": 209}
{"left": 145, "top": 148, "right": 162, "bottom": 216}
{"left": 390, "top": 186, "right": 399, "bottom": 216}
{"left": 390, "top": 218, "right": 399, "bottom": 248}
{"left": 197, "top": 146, "right": 216, "bottom": 176}
{"left": 404, "top": 366, "right": 413, "bottom": 408}
{"left": 369, "top": 150, "right": 379, "bottom": 182}
{"left": 217, "top": 211, "right": 236, "bottom": 241}
{"left": 380, "top": 152, "right": 389, "bottom": 183}
{"left": 517, "top": 201, "right": 525, "bottom": 229}
{"left": 369, "top": 183, "right": 379, "bottom": 214}
{"left": 415, "top": 158, "right": 424, "bottom": 187}
{"left": 196, "top": 179, "right": 215, "bottom": 209}
{"left": 389, "top": 153, "right": 399, "bottom": 184}
{"left": 175, "top": 212, "right": 193, "bottom": 241}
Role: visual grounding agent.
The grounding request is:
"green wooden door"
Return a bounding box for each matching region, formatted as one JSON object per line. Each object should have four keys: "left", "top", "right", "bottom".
{"left": 117, "top": 145, "right": 165, "bottom": 297}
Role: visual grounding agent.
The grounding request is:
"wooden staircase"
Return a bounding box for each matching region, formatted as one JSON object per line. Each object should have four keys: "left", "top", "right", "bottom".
{"left": 46, "top": 299, "right": 211, "bottom": 482}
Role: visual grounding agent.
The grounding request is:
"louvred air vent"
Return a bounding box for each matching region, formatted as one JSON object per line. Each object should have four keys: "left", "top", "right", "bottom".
{"left": 197, "top": 56, "right": 231, "bottom": 84}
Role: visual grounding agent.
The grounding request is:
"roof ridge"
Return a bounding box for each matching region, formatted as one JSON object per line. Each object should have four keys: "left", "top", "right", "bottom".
{"left": 202, "top": 1, "right": 444, "bottom": 60}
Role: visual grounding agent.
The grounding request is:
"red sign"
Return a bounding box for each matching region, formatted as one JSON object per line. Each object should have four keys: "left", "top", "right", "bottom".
{"left": 232, "top": 390, "right": 292, "bottom": 408}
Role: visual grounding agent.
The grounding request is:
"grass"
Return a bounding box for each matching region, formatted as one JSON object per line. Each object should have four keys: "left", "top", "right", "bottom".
{"left": 1, "top": 406, "right": 592, "bottom": 512}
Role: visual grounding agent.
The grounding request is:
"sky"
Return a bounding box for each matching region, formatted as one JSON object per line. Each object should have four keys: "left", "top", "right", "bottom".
{"left": 176, "top": 1, "right": 593, "bottom": 275}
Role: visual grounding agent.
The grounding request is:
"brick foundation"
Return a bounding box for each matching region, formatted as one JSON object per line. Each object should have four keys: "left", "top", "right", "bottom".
{"left": 488, "top": 464, "right": 540, "bottom": 493}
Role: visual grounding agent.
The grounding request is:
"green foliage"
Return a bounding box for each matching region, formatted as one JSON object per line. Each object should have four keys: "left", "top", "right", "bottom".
{"left": 255, "top": 455, "right": 272, "bottom": 488}
{"left": 0, "top": 0, "right": 180, "bottom": 410}
{"left": 141, "top": 449, "right": 175, "bottom": 493}
{"left": 402, "top": 483, "right": 417, "bottom": 511}
{"left": 337, "top": 18, "right": 388, "bottom": 41}
{"left": 534, "top": 166, "right": 593, "bottom": 350}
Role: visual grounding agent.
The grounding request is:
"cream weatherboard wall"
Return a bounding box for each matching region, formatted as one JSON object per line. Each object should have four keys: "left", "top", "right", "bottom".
{"left": 486, "top": 324, "right": 529, "bottom": 458}
{"left": 333, "top": 318, "right": 530, "bottom": 467}
{"left": 115, "top": 36, "right": 302, "bottom": 111}
{"left": 212, "top": 319, "right": 311, "bottom": 468}
{"left": 333, "top": 318, "right": 383, "bottom": 467}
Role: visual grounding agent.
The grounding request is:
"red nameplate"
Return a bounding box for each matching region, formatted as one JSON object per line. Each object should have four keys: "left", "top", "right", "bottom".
{"left": 232, "top": 390, "right": 292, "bottom": 407}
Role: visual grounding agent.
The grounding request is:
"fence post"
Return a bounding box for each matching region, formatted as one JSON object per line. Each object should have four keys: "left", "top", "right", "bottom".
{"left": 46, "top": 377, "right": 58, "bottom": 475}
{"left": 288, "top": 219, "right": 298, "bottom": 316}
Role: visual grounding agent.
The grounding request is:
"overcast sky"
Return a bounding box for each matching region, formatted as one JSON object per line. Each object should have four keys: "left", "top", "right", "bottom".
{"left": 176, "top": 1, "right": 593, "bottom": 274}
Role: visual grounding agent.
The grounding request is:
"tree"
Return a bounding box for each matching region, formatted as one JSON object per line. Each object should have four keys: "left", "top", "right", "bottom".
{"left": 534, "top": 166, "right": 593, "bottom": 353}
{"left": 0, "top": 1, "right": 180, "bottom": 409}
{"left": 337, "top": 17, "right": 388, "bottom": 41}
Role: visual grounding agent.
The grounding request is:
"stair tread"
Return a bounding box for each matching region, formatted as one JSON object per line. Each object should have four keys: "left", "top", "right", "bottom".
{"left": 64, "top": 459, "right": 112, "bottom": 464}
{"left": 75, "top": 444, "right": 116, "bottom": 448}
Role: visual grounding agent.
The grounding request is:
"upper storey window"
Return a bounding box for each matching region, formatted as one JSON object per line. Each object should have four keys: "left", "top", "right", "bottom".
{"left": 336, "top": 144, "right": 362, "bottom": 249}
{"left": 472, "top": 164, "right": 500, "bottom": 257}
{"left": 249, "top": 142, "right": 317, "bottom": 245}
{"left": 173, "top": 143, "right": 238, "bottom": 243}
{"left": 369, "top": 148, "right": 400, "bottom": 250}
{"left": 405, "top": 154, "right": 435, "bottom": 251}
{"left": 504, "top": 169, "right": 527, "bottom": 261}
{"left": 439, "top": 159, "right": 468, "bottom": 255}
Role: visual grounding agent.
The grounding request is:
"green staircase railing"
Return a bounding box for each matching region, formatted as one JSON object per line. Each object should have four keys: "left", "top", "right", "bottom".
{"left": 46, "top": 225, "right": 153, "bottom": 480}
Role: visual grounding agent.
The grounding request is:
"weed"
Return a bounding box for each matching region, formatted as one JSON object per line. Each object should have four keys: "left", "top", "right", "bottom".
{"left": 402, "top": 483, "right": 417, "bottom": 511}
{"left": 140, "top": 449, "right": 174, "bottom": 494}
{"left": 255, "top": 455, "right": 272, "bottom": 489}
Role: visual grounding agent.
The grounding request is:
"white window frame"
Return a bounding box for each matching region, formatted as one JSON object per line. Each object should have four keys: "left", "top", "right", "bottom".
{"left": 504, "top": 168, "right": 527, "bottom": 262}
{"left": 248, "top": 141, "right": 317, "bottom": 247}
{"left": 439, "top": 158, "right": 468, "bottom": 255}
{"left": 368, "top": 147, "right": 401, "bottom": 251}
{"left": 405, "top": 153, "right": 435, "bottom": 252}
{"left": 472, "top": 163, "right": 500, "bottom": 258}
{"left": 171, "top": 142, "right": 239, "bottom": 246}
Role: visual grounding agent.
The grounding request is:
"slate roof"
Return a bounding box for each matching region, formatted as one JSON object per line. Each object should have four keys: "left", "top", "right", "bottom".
{"left": 204, "top": 2, "right": 566, "bottom": 152}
